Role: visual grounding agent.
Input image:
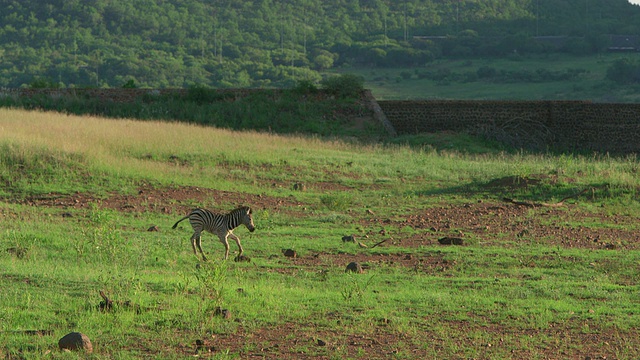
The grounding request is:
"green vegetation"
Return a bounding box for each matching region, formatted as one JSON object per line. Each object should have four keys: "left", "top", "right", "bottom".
{"left": 1, "top": 109, "right": 640, "bottom": 358}
{"left": 348, "top": 53, "right": 640, "bottom": 101}
{"left": 0, "top": 78, "right": 381, "bottom": 139}
{"left": 2, "top": 0, "right": 640, "bottom": 88}
{"left": 606, "top": 57, "right": 640, "bottom": 84}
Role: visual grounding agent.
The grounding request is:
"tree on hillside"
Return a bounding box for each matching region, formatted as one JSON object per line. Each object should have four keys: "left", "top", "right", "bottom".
{"left": 1, "top": 0, "right": 640, "bottom": 88}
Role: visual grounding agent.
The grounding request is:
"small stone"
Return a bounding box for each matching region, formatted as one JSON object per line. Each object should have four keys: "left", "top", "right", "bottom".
{"left": 345, "top": 262, "right": 364, "bottom": 273}
{"left": 438, "top": 237, "right": 464, "bottom": 245}
{"left": 342, "top": 235, "right": 356, "bottom": 243}
{"left": 282, "top": 249, "right": 297, "bottom": 258}
{"left": 317, "top": 339, "right": 327, "bottom": 346}
{"left": 58, "top": 332, "right": 92, "bottom": 353}
{"left": 214, "top": 307, "right": 232, "bottom": 319}
{"left": 221, "top": 309, "right": 231, "bottom": 319}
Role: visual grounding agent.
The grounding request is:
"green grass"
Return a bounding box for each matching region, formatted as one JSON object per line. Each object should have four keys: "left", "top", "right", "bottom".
{"left": 1, "top": 108, "right": 640, "bottom": 358}
{"left": 343, "top": 53, "right": 640, "bottom": 102}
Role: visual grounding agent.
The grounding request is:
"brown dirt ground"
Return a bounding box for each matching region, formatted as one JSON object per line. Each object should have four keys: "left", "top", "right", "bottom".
{"left": 14, "top": 183, "right": 638, "bottom": 359}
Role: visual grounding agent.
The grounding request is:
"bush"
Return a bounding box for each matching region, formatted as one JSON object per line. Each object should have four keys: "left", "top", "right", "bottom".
{"left": 606, "top": 59, "right": 640, "bottom": 84}
{"left": 30, "top": 77, "right": 60, "bottom": 88}
{"left": 320, "top": 74, "right": 365, "bottom": 99}
{"left": 122, "top": 79, "right": 137, "bottom": 88}
{"left": 477, "top": 66, "right": 497, "bottom": 79}
{"left": 400, "top": 71, "right": 412, "bottom": 80}
{"left": 293, "top": 80, "right": 318, "bottom": 95}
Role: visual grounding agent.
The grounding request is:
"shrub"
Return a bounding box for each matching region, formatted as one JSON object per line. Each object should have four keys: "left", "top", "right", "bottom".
{"left": 122, "top": 79, "right": 137, "bottom": 88}
{"left": 293, "top": 80, "right": 318, "bottom": 95}
{"left": 30, "top": 77, "right": 59, "bottom": 88}
{"left": 606, "top": 59, "right": 640, "bottom": 84}
{"left": 477, "top": 66, "right": 497, "bottom": 79}
{"left": 320, "top": 74, "right": 365, "bottom": 99}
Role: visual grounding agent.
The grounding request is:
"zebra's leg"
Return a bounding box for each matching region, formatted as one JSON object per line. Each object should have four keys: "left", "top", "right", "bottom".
{"left": 229, "top": 233, "right": 244, "bottom": 257}
{"left": 191, "top": 232, "right": 207, "bottom": 261}
{"left": 217, "top": 233, "right": 231, "bottom": 260}
{"left": 190, "top": 232, "right": 199, "bottom": 256}
{"left": 195, "top": 235, "right": 208, "bottom": 261}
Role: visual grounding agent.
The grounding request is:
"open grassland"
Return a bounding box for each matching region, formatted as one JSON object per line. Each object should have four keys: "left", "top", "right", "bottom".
{"left": 1, "top": 108, "right": 640, "bottom": 359}
{"left": 347, "top": 53, "right": 640, "bottom": 102}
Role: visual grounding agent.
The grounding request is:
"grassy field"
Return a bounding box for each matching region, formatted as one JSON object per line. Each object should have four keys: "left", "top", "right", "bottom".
{"left": 344, "top": 53, "right": 640, "bottom": 102}
{"left": 1, "top": 108, "right": 640, "bottom": 359}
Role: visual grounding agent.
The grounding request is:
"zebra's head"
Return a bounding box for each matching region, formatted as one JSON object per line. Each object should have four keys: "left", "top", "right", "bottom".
{"left": 239, "top": 206, "right": 256, "bottom": 232}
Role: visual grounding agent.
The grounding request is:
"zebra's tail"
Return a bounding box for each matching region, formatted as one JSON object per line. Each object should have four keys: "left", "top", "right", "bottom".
{"left": 172, "top": 215, "right": 190, "bottom": 229}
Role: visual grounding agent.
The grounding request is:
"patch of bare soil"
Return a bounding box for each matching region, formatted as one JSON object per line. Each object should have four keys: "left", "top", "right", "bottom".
{"left": 263, "top": 252, "right": 454, "bottom": 275}
{"left": 17, "top": 184, "right": 304, "bottom": 215}
{"left": 178, "top": 319, "right": 630, "bottom": 359}
{"left": 366, "top": 200, "right": 640, "bottom": 250}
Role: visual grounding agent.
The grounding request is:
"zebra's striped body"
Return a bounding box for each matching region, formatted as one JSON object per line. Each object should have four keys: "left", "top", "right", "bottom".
{"left": 172, "top": 206, "right": 255, "bottom": 260}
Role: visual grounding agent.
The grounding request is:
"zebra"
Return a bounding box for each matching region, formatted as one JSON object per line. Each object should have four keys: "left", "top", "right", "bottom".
{"left": 172, "top": 206, "right": 255, "bottom": 261}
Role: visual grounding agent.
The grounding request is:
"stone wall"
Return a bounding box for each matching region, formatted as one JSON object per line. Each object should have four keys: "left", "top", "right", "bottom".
{"left": 378, "top": 100, "right": 640, "bottom": 154}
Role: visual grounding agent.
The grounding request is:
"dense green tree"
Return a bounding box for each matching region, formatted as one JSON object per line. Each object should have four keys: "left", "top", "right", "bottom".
{"left": 1, "top": 0, "right": 640, "bottom": 88}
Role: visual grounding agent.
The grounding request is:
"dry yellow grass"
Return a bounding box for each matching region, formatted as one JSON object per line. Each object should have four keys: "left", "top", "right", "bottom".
{"left": 0, "top": 108, "right": 369, "bottom": 180}
{"left": 0, "top": 108, "right": 349, "bottom": 154}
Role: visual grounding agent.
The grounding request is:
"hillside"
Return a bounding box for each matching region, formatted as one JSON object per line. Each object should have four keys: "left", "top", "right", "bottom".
{"left": 1, "top": 0, "right": 640, "bottom": 88}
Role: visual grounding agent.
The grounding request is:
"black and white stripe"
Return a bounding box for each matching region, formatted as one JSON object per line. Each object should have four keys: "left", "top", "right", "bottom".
{"left": 172, "top": 206, "right": 255, "bottom": 260}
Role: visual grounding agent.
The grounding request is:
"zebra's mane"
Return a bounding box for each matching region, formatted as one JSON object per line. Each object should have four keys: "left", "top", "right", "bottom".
{"left": 233, "top": 205, "right": 251, "bottom": 212}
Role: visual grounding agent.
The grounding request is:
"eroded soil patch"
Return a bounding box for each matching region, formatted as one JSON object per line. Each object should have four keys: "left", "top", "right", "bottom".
{"left": 16, "top": 184, "right": 304, "bottom": 215}
{"left": 264, "top": 251, "right": 453, "bottom": 275}
{"left": 366, "top": 201, "right": 640, "bottom": 250}
{"left": 178, "top": 319, "right": 632, "bottom": 359}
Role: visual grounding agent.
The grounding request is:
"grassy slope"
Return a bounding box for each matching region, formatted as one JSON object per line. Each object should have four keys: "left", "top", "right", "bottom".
{"left": 344, "top": 53, "right": 640, "bottom": 102}
{"left": 1, "top": 108, "right": 640, "bottom": 358}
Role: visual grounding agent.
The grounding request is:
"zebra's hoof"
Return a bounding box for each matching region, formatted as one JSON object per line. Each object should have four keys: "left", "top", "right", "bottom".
{"left": 234, "top": 254, "right": 251, "bottom": 262}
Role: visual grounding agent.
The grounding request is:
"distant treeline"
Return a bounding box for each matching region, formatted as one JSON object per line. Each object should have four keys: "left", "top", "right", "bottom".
{"left": 1, "top": 0, "right": 640, "bottom": 88}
